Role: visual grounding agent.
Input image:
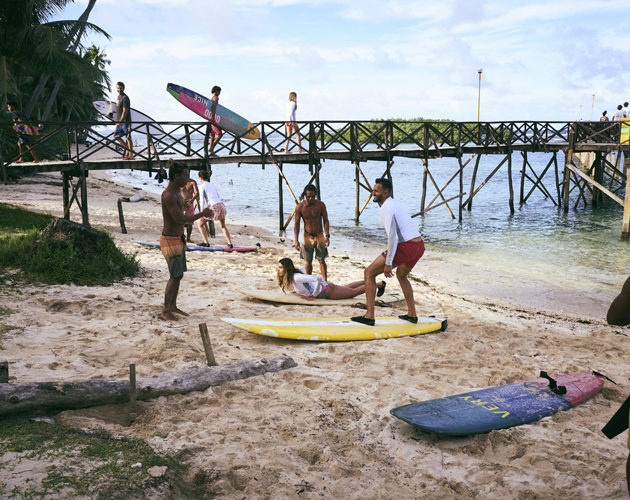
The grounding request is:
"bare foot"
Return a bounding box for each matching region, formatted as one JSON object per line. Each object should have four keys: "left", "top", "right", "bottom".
{"left": 174, "top": 308, "right": 190, "bottom": 317}
{"left": 15, "top": 159, "right": 24, "bottom": 163}
{"left": 160, "top": 311, "right": 177, "bottom": 321}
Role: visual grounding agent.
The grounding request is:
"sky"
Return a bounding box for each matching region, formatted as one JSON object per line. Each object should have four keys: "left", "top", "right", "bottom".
{"left": 55, "top": 0, "right": 630, "bottom": 123}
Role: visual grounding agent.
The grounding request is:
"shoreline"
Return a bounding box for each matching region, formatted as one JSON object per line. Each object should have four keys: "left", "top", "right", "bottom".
{"left": 0, "top": 170, "right": 628, "bottom": 497}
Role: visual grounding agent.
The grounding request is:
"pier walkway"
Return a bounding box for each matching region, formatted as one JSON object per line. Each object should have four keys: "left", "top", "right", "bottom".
{"left": 1, "top": 119, "right": 629, "bottom": 237}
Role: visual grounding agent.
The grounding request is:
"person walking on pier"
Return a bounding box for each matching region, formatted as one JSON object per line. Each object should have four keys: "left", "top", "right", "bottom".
{"left": 285, "top": 92, "right": 305, "bottom": 153}
{"left": 7, "top": 102, "right": 40, "bottom": 163}
{"left": 197, "top": 170, "right": 233, "bottom": 248}
{"left": 209, "top": 85, "right": 223, "bottom": 156}
{"left": 623, "top": 102, "right": 629, "bottom": 118}
{"left": 180, "top": 177, "right": 199, "bottom": 243}
{"left": 600, "top": 110, "right": 609, "bottom": 122}
{"left": 294, "top": 184, "right": 329, "bottom": 281}
{"left": 612, "top": 104, "right": 625, "bottom": 121}
{"left": 160, "top": 160, "right": 213, "bottom": 321}
{"left": 351, "top": 178, "right": 425, "bottom": 326}
{"left": 114, "top": 81, "right": 134, "bottom": 159}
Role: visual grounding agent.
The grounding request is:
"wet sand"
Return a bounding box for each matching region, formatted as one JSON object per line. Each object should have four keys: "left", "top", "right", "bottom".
{"left": 0, "top": 170, "right": 628, "bottom": 498}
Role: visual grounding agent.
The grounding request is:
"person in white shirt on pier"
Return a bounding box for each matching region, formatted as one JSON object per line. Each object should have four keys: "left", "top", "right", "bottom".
{"left": 351, "top": 178, "right": 425, "bottom": 326}
{"left": 612, "top": 104, "right": 625, "bottom": 121}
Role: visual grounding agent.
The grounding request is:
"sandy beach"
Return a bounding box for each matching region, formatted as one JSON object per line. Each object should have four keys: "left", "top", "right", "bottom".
{"left": 0, "top": 170, "right": 628, "bottom": 498}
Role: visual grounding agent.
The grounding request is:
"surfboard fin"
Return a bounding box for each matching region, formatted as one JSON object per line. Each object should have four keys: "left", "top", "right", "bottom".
{"left": 591, "top": 370, "right": 617, "bottom": 385}
{"left": 539, "top": 371, "right": 567, "bottom": 395}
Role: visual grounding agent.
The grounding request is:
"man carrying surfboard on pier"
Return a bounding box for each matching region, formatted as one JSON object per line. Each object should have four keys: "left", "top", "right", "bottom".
{"left": 114, "top": 82, "right": 134, "bottom": 160}
{"left": 209, "top": 86, "right": 223, "bottom": 156}
{"left": 352, "top": 178, "right": 424, "bottom": 326}
{"left": 160, "top": 160, "right": 213, "bottom": 321}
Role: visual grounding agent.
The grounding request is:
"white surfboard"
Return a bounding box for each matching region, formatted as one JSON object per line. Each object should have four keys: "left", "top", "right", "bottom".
{"left": 237, "top": 289, "right": 402, "bottom": 306}
{"left": 93, "top": 100, "right": 165, "bottom": 136}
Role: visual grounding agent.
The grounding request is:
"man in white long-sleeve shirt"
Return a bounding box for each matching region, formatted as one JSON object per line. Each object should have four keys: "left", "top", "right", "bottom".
{"left": 351, "top": 178, "right": 425, "bottom": 326}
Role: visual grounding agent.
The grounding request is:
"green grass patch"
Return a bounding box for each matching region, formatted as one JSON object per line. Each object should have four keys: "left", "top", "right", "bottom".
{"left": 0, "top": 204, "right": 139, "bottom": 286}
{"left": 0, "top": 417, "right": 188, "bottom": 498}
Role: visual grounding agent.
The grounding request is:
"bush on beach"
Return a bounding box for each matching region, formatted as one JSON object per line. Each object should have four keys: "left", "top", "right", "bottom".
{"left": 0, "top": 203, "right": 138, "bottom": 286}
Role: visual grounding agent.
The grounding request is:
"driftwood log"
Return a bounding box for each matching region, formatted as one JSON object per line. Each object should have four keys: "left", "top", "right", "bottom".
{"left": 0, "top": 354, "right": 296, "bottom": 416}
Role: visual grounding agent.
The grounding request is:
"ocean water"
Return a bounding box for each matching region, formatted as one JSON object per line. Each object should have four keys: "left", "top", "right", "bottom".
{"left": 109, "top": 148, "right": 629, "bottom": 316}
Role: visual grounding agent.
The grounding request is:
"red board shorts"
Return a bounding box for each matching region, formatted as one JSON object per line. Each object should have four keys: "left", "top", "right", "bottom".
{"left": 301, "top": 232, "right": 328, "bottom": 261}
{"left": 382, "top": 239, "right": 425, "bottom": 269}
{"left": 160, "top": 234, "right": 187, "bottom": 279}
{"left": 209, "top": 124, "right": 223, "bottom": 138}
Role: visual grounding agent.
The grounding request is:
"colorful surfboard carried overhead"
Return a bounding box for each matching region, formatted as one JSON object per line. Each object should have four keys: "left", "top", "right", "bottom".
{"left": 390, "top": 371, "right": 606, "bottom": 436}
{"left": 166, "top": 83, "right": 260, "bottom": 140}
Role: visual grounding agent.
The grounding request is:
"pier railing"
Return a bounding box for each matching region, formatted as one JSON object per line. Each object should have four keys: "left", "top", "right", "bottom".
{"left": 1, "top": 119, "right": 627, "bottom": 172}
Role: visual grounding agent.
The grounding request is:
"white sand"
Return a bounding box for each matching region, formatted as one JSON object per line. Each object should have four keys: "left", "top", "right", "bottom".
{"left": 0, "top": 170, "right": 628, "bottom": 498}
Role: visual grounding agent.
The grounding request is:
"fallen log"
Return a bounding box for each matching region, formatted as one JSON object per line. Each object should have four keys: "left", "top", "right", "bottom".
{"left": 0, "top": 354, "right": 297, "bottom": 416}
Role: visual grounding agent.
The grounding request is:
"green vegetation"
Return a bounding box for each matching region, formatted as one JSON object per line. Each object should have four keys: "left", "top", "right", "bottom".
{"left": 0, "top": 417, "right": 187, "bottom": 498}
{"left": 0, "top": 203, "right": 138, "bottom": 286}
{"left": 318, "top": 117, "right": 512, "bottom": 146}
{"left": 0, "top": 0, "right": 111, "bottom": 160}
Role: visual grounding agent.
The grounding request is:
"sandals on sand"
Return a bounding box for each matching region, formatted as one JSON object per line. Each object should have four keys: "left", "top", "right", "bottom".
{"left": 377, "top": 281, "right": 386, "bottom": 297}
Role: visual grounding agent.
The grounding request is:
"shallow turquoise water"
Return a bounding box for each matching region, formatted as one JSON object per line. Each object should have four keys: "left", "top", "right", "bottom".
{"left": 110, "top": 150, "right": 629, "bottom": 315}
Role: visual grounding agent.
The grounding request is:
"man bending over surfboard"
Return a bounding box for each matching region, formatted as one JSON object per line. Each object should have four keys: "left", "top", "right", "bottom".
{"left": 352, "top": 178, "right": 424, "bottom": 326}
{"left": 160, "top": 160, "right": 213, "bottom": 321}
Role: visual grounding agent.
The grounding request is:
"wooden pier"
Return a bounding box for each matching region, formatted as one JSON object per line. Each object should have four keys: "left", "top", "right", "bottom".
{"left": 1, "top": 119, "right": 629, "bottom": 237}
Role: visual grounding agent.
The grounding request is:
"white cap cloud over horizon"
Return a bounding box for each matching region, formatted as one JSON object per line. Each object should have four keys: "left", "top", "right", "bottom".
{"left": 59, "top": 0, "right": 630, "bottom": 123}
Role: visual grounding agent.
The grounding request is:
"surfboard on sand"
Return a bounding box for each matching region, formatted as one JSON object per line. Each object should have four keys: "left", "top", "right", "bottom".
{"left": 92, "top": 100, "right": 166, "bottom": 136}
{"left": 166, "top": 83, "right": 260, "bottom": 140}
{"left": 390, "top": 371, "right": 605, "bottom": 436}
{"left": 237, "top": 289, "right": 402, "bottom": 306}
{"left": 221, "top": 316, "right": 447, "bottom": 341}
{"left": 135, "top": 241, "right": 257, "bottom": 252}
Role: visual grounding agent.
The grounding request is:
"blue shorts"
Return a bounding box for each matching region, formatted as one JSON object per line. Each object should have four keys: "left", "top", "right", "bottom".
{"left": 114, "top": 123, "right": 130, "bottom": 137}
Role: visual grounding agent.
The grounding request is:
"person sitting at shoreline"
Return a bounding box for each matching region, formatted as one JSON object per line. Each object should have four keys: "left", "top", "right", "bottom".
{"left": 606, "top": 276, "right": 630, "bottom": 326}
{"left": 276, "top": 257, "right": 385, "bottom": 300}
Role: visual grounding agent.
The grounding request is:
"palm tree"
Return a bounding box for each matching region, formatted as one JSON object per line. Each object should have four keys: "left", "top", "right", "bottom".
{"left": 0, "top": 0, "right": 110, "bottom": 121}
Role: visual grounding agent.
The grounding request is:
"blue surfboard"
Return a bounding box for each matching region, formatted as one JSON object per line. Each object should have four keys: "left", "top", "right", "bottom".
{"left": 390, "top": 372, "right": 605, "bottom": 436}
{"left": 135, "top": 241, "right": 257, "bottom": 252}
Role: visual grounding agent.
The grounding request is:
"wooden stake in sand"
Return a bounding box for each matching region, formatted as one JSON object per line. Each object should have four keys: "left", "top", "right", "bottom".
{"left": 0, "top": 362, "right": 8, "bottom": 383}
{"left": 117, "top": 198, "right": 127, "bottom": 234}
{"left": 129, "top": 362, "right": 136, "bottom": 405}
{"left": 199, "top": 323, "right": 217, "bottom": 366}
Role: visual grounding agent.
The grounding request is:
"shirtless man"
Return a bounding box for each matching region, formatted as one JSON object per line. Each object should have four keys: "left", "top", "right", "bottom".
{"left": 180, "top": 177, "right": 199, "bottom": 243}
{"left": 160, "top": 160, "right": 213, "bottom": 321}
{"left": 294, "top": 184, "right": 330, "bottom": 280}
{"left": 607, "top": 276, "right": 630, "bottom": 326}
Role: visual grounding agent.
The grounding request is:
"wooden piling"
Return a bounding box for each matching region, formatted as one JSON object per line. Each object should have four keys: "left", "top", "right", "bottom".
{"left": 62, "top": 172, "right": 70, "bottom": 220}
{"left": 198, "top": 323, "right": 217, "bottom": 366}
{"left": 355, "top": 162, "right": 360, "bottom": 224}
{"left": 507, "top": 152, "right": 515, "bottom": 214}
{"left": 562, "top": 125, "right": 576, "bottom": 212}
{"left": 0, "top": 362, "right": 8, "bottom": 383}
{"left": 466, "top": 154, "right": 482, "bottom": 210}
{"left": 278, "top": 162, "right": 284, "bottom": 232}
{"left": 129, "top": 362, "right": 136, "bottom": 405}
{"left": 117, "top": 198, "right": 127, "bottom": 234}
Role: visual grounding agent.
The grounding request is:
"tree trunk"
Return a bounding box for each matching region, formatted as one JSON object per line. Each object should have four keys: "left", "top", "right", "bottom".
{"left": 0, "top": 354, "right": 297, "bottom": 416}
{"left": 25, "top": 0, "right": 97, "bottom": 119}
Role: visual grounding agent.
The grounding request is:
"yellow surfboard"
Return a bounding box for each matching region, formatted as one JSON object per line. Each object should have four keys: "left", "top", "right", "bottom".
{"left": 221, "top": 316, "right": 447, "bottom": 341}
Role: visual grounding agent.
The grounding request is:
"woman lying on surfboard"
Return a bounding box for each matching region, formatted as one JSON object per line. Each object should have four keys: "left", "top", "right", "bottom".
{"left": 276, "top": 258, "right": 386, "bottom": 300}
